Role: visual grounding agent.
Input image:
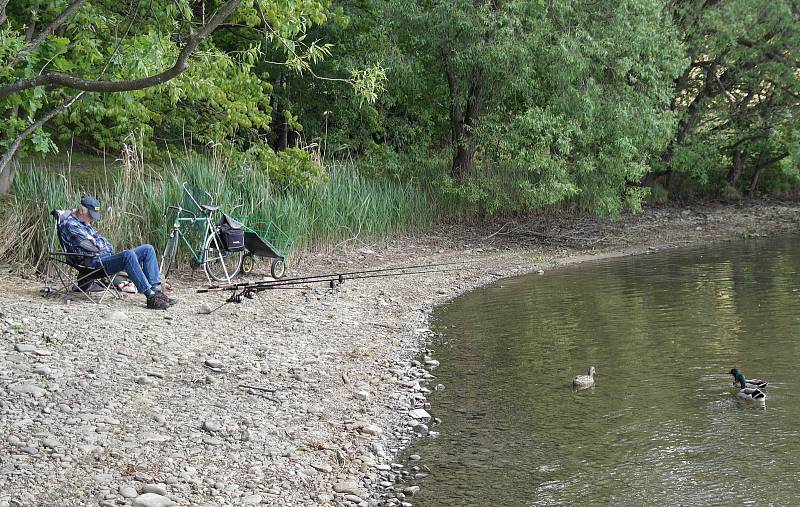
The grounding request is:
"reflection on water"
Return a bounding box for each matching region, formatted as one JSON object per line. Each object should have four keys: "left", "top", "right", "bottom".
{"left": 404, "top": 237, "right": 800, "bottom": 506}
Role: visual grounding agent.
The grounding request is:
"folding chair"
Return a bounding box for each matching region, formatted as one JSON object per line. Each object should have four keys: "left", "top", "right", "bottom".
{"left": 41, "top": 209, "right": 120, "bottom": 304}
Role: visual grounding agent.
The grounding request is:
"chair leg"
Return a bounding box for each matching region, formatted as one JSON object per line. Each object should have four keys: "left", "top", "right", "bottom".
{"left": 42, "top": 257, "right": 123, "bottom": 305}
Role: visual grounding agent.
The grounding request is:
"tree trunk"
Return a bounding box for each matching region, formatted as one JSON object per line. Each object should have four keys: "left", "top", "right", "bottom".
{"left": 728, "top": 148, "right": 746, "bottom": 186}
{"left": 452, "top": 139, "right": 478, "bottom": 184}
{"left": 748, "top": 149, "right": 768, "bottom": 198}
{"left": 270, "top": 74, "right": 289, "bottom": 151}
{"left": 444, "top": 50, "right": 483, "bottom": 184}
{"left": 0, "top": 156, "right": 14, "bottom": 194}
{"left": 747, "top": 150, "right": 789, "bottom": 198}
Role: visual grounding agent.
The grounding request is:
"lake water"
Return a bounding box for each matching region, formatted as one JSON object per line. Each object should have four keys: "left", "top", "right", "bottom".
{"left": 404, "top": 237, "right": 800, "bottom": 506}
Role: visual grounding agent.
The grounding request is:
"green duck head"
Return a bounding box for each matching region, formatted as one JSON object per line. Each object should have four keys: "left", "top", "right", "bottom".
{"left": 730, "top": 368, "right": 747, "bottom": 388}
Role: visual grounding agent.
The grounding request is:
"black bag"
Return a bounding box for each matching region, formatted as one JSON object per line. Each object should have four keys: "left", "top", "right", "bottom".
{"left": 218, "top": 214, "right": 245, "bottom": 252}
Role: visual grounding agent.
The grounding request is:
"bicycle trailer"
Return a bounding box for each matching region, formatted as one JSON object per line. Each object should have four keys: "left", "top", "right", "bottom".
{"left": 237, "top": 219, "right": 292, "bottom": 279}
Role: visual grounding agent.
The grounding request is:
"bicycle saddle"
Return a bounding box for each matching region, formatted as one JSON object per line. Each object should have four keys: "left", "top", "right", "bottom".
{"left": 200, "top": 204, "right": 220, "bottom": 213}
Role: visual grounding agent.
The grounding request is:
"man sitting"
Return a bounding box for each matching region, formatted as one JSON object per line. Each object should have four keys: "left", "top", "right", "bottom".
{"left": 60, "top": 195, "right": 177, "bottom": 310}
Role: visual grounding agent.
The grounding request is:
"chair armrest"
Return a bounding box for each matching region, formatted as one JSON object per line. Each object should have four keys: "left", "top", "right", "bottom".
{"left": 50, "top": 251, "right": 100, "bottom": 258}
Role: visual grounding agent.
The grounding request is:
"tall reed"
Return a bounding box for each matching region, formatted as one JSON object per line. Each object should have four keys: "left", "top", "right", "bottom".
{"left": 0, "top": 153, "right": 436, "bottom": 269}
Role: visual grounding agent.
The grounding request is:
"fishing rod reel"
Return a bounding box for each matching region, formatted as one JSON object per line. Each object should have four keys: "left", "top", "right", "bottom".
{"left": 226, "top": 289, "right": 257, "bottom": 304}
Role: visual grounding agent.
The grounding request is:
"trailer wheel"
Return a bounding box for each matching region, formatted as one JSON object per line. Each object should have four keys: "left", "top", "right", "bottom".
{"left": 241, "top": 253, "right": 255, "bottom": 274}
{"left": 271, "top": 258, "right": 286, "bottom": 279}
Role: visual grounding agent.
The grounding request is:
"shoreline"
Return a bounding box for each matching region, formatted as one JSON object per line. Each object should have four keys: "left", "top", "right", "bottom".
{"left": 0, "top": 201, "right": 799, "bottom": 507}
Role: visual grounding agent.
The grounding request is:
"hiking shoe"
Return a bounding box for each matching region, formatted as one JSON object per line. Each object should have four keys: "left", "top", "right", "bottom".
{"left": 155, "top": 292, "right": 178, "bottom": 306}
{"left": 146, "top": 294, "right": 169, "bottom": 310}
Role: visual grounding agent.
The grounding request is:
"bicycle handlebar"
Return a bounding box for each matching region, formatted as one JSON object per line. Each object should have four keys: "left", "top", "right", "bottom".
{"left": 164, "top": 205, "right": 197, "bottom": 220}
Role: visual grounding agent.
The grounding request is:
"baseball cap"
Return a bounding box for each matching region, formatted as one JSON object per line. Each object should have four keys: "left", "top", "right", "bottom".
{"left": 81, "top": 195, "right": 102, "bottom": 220}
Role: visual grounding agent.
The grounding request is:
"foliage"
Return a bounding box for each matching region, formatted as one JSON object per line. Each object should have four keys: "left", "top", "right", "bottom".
{"left": 379, "top": 0, "right": 683, "bottom": 217}
{"left": 665, "top": 0, "right": 800, "bottom": 196}
{"left": 3, "top": 0, "right": 800, "bottom": 226}
{"left": 242, "top": 144, "right": 328, "bottom": 191}
{"left": 0, "top": 0, "right": 381, "bottom": 164}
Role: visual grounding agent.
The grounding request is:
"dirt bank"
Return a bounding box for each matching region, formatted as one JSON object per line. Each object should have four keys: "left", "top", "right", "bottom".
{"left": 0, "top": 201, "right": 798, "bottom": 507}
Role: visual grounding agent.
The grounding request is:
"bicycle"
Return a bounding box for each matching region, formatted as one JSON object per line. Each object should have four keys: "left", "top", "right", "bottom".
{"left": 159, "top": 184, "right": 244, "bottom": 283}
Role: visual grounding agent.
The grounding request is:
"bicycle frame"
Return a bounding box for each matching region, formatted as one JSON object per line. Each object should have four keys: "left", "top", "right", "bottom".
{"left": 161, "top": 200, "right": 241, "bottom": 282}
{"left": 169, "top": 214, "right": 214, "bottom": 266}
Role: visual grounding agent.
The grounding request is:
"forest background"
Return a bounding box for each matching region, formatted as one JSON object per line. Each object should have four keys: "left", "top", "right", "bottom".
{"left": 0, "top": 0, "right": 798, "bottom": 266}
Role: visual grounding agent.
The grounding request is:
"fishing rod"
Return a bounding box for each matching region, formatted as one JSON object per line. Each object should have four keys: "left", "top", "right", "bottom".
{"left": 199, "top": 259, "right": 478, "bottom": 293}
{"left": 199, "top": 265, "right": 466, "bottom": 293}
{"left": 200, "top": 265, "right": 467, "bottom": 303}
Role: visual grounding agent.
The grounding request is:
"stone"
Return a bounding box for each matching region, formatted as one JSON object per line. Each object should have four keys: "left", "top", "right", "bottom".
{"left": 202, "top": 420, "right": 222, "bottom": 433}
{"left": 8, "top": 382, "right": 46, "bottom": 397}
{"left": 434, "top": 384, "right": 445, "bottom": 391}
{"left": 408, "top": 454, "right": 421, "bottom": 461}
{"left": 134, "top": 376, "right": 154, "bottom": 385}
{"left": 333, "top": 480, "right": 366, "bottom": 497}
{"left": 344, "top": 494, "right": 364, "bottom": 503}
{"left": 95, "top": 473, "right": 113, "bottom": 483}
{"left": 355, "top": 390, "right": 370, "bottom": 401}
{"left": 120, "top": 487, "right": 138, "bottom": 498}
{"left": 14, "top": 343, "right": 36, "bottom": 353}
{"left": 241, "top": 495, "right": 262, "bottom": 505}
{"left": 105, "top": 310, "right": 127, "bottom": 321}
{"left": 141, "top": 484, "right": 168, "bottom": 496}
{"left": 299, "top": 467, "right": 318, "bottom": 479}
{"left": 41, "top": 437, "right": 59, "bottom": 449}
{"left": 204, "top": 359, "right": 223, "bottom": 369}
{"left": 139, "top": 432, "right": 170, "bottom": 443}
{"left": 360, "top": 424, "right": 383, "bottom": 437}
{"left": 412, "top": 424, "right": 428, "bottom": 435}
{"left": 132, "top": 493, "right": 176, "bottom": 507}
{"left": 403, "top": 486, "right": 420, "bottom": 496}
{"left": 32, "top": 366, "right": 53, "bottom": 377}
{"left": 134, "top": 472, "right": 154, "bottom": 483}
{"left": 198, "top": 303, "right": 213, "bottom": 315}
{"left": 407, "top": 409, "right": 430, "bottom": 420}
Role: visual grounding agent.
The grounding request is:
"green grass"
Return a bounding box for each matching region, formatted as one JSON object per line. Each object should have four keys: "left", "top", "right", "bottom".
{"left": 0, "top": 153, "right": 437, "bottom": 269}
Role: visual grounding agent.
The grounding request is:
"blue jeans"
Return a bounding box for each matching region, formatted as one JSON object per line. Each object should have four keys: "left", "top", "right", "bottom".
{"left": 96, "top": 244, "right": 160, "bottom": 295}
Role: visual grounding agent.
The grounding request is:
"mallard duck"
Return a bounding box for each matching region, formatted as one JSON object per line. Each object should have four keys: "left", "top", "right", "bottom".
{"left": 735, "top": 386, "right": 767, "bottom": 405}
{"left": 573, "top": 366, "right": 596, "bottom": 389}
{"left": 729, "top": 368, "right": 768, "bottom": 389}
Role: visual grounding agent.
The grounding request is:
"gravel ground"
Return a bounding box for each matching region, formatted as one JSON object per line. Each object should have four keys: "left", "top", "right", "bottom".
{"left": 0, "top": 201, "right": 798, "bottom": 507}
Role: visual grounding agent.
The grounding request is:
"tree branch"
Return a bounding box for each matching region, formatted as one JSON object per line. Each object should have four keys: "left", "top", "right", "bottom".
{"left": 9, "top": 0, "right": 89, "bottom": 67}
{"left": 0, "top": 0, "right": 243, "bottom": 100}
{"left": 755, "top": 151, "right": 789, "bottom": 170}
{"left": 0, "top": 0, "right": 9, "bottom": 25}
{"left": 0, "top": 92, "right": 86, "bottom": 189}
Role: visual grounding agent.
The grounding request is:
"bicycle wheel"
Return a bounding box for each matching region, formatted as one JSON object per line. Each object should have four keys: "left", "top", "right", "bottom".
{"left": 160, "top": 230, "right": 180, "bottom": 280}
{"left": 202, "top": 233, "right": 243, "bottom": 282}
